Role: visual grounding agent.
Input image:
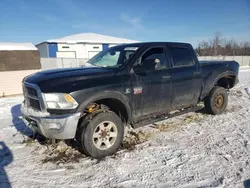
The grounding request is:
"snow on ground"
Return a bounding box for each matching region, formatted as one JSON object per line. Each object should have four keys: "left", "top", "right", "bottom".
{"left": 1, "top": 69, "right": 250, "bottom": 188}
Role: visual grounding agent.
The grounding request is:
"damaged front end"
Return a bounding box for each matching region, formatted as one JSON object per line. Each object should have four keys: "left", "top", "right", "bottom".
{"left": 21, "top": 82, "right": 80, "bottom": 139}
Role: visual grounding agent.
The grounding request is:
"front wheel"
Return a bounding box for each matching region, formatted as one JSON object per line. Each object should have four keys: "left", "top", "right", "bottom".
{"left": 204, "top": 86, "right": 228, "bottom": 115}
{"left": 76, "top": 111, "right": 124, "bottom": 158}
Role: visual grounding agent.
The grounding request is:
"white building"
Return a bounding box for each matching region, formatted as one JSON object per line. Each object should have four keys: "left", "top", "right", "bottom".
{"left": 36, "top": 33, "right": 138, "bottom": 59}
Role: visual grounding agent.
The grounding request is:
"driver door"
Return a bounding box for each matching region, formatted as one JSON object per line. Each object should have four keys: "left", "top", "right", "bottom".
{"left": 130, "top": 45, "right": 172, "bottom": 118}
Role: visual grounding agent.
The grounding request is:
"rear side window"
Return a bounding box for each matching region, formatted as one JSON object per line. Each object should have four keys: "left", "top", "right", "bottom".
{"left": 170, "top": 47, "right": 195, "bottom": 67}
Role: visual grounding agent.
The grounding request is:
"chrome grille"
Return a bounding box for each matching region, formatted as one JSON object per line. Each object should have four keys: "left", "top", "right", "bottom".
{"left": 23, "top": 84, "right": 42, "bottom": 111}
{"left": 28, "top": 97, "right": 41, "bottom": 111}
{"left": 26, "top": 87, "right": 38, "bottom": 97}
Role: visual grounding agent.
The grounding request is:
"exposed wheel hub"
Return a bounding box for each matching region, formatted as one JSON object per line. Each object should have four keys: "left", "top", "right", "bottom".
{"left": 100, "top": 129, "right": 108, "bottom": 138}
{"left": 215, "top": 94, "right": 224, "bottom": 108}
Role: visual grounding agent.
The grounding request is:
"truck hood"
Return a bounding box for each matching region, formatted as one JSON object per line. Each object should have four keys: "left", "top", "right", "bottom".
{"left": 23, "top": 67, "right": 117, "bottom": 93}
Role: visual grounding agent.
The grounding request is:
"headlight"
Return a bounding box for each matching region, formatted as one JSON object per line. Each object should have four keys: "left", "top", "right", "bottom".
{"left": 44, "top": 93, "right": 78, "bottom": 109}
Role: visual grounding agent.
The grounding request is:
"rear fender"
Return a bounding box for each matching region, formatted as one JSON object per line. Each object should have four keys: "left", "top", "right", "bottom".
{"left": 201, "top": 71, "right": 237, "bottom": 100}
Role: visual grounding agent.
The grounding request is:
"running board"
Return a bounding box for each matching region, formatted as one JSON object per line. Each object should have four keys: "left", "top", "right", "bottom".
{"left": 132, "top": 106, "right": 203, "bottom": 128}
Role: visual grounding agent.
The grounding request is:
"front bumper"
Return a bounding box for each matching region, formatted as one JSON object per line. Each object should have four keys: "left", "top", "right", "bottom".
{"left": 20, "top": 103, "right": 81, "bottom": 139}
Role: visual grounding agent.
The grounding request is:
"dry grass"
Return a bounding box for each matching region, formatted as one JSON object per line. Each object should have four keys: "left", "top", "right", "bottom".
{"left": 22, "top": 137, "right": 37, "bottom": 146}
{"left": 122, "top": 114, "right": 203, "bottom": 150}
{"left": 230, "top": 90, "right": 243, "bottom": 97}
{"left": 184, "top": 113, "right": 204, "bottom": 123}
{"left": 121, "top": 130, "right": 155, "bottom": 151}
{"left": 152, "top": 113, "right": 204, "bottom": 132}
{"left": 153, "top": 122, "right": 180, "bottom": 132}
{"left": 39, "top": 141, "right": 84, "bottom": 165}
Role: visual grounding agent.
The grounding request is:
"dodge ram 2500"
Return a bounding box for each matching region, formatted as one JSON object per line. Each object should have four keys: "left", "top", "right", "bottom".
{"left": 21, "top": 42, "right": 239, "bottom": 158}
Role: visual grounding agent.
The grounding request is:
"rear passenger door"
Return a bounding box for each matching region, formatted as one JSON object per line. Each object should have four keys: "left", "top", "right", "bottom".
{"left": 168, "top": 45, "right": 202, "bottom": 110}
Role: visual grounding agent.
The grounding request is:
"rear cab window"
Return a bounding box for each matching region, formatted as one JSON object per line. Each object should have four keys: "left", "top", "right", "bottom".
{"left": 169, "top": 47, "right": 195, "bottom": 68}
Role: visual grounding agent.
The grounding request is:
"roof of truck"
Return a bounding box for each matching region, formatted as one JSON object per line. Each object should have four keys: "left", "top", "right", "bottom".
{"left": 111, "top": 42, "right": 192, "bottom": 48}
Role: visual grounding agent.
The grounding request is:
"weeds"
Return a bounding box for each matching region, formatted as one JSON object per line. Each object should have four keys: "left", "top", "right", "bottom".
{"left": 230, "top": 89, "right": 243, "bottom": 97}
{"left": 39, "top": 141, "right": 84, "bottom": 165}
{"left": 153, "top": 122, "right": 180, "bottom": 132}
{"left": 184, "top": 114, "right": 204, "bottom": 123}
{"left": 121, "top": 130, "right": 154, "bottom": 151}
{"left": 21, "top": 137, "right": 37, "bottom": 146}
{"left": 14, "top": 130, "right": 84, "bottom": 165}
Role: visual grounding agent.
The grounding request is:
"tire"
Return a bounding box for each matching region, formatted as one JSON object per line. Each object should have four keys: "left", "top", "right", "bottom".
{"left": 76, "top": 111, "right": 124, "bottom": 158}
{"left": 204, "top": 86, "right": 228, "bottom": 115}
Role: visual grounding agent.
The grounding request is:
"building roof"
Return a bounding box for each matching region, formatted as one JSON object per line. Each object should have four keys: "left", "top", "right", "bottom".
{"left": 0, "top": 43, "right": 37, "bottom": 51}
{"left": 43, "top": 33, "right": 139, "bottom": 44}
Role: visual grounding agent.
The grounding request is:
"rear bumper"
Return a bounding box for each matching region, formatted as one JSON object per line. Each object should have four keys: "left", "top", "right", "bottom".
{"left": 20, "top": 103, "right": 80, "bottom": 139}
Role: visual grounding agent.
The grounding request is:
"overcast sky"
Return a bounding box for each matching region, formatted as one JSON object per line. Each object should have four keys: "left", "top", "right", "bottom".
{"left": 0, "top": 0, "right": 249, "bottom": 47}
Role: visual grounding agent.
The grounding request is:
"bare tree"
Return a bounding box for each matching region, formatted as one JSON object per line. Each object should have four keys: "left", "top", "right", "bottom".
{"left": 196, "top": 41, "right": 210, "bottom": 56}
{"left": 240, "top": 42, "right": 250, "bottom": 56}
{"left": 195, "top": 33, "right": 250, "bottom": 56}
{"left": 211, "top": 32, "right": 221, "bottom": 56}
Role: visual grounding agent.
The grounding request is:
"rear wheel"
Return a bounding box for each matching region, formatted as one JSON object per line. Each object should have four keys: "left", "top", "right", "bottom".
{"left": 204, "top": 86, "right": 228, "bottom": 115}
{"left": 76, "top": 111, "right": 124, "bottom": 158}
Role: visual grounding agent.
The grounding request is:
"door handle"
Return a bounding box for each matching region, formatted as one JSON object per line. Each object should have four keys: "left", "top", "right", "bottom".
{"left": 193, "top": 72, "right": 200, "bottom": 75}
{"left": 162, "top": 75, "right": 171, "bottom": 79}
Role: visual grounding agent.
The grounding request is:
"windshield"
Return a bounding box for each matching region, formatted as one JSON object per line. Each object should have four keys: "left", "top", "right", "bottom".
{"left": 87, "top": 45, "right": 139, "bottom": 68}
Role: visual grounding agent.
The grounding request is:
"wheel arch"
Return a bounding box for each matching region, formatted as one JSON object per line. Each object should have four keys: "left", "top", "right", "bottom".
{"left": 201, "top": 71, "right": 237, "bottom": 101}
{"left": 76, "top": 91, "right": 132, "bottom": 124}
{"left": 215, "top": 73, "right": 237, "bottom": 89}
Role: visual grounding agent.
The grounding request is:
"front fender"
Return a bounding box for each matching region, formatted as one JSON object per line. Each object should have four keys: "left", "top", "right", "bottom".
{"left": 74, "top": 90, "right": 132, "bottom": 122}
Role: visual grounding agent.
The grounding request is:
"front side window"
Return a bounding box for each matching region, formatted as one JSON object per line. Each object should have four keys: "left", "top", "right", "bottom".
{"left": 170, "top": 47, "right": 195, "bottom": 67}
{"left": 140, "top": 47, "right": 167, "bottom": 71}
{"left": 87, "top": 46, "right": 138, "bottom": 68}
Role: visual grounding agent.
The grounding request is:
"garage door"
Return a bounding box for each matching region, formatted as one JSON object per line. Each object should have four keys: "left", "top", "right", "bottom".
{"left": 56, "top": 51, "right": 76, "bottom": 58}
{"left": 88, "top": 51, "right": 99, "bottom": 58}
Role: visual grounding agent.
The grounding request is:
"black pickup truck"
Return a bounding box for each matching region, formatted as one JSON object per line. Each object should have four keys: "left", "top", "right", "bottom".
{"left": 21, "top": 42, "right": 239, "bottom": 158}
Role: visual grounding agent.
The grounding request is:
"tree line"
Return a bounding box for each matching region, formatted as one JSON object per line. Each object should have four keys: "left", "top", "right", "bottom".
{"left": 195, "top": 33, "right": 250, "bottom": 56}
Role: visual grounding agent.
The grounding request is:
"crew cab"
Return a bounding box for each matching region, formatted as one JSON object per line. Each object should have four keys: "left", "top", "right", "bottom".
{"left": 21, "top": 42, "right": 239, "bottom": 158}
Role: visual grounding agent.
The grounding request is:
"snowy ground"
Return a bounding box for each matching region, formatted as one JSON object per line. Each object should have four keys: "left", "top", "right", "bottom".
{"left": 1, "top": 69, "right": 250, "bottom": 188}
